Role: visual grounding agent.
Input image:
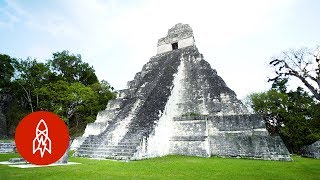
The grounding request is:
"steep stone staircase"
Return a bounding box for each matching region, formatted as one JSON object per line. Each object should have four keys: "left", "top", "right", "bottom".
{"left": 75, "top": 49, "right": 185, "bottom": 160}
{"left": 77, "top": 136, "right": 142, "bottom": 160}
{"left": 75, "top": 95, "right": 143, "bottom": 160}
{"left": 76, "top": 91, "right": 151, "bottom": 160}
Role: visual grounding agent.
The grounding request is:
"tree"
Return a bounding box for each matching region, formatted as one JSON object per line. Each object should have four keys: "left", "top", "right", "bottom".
{"left": 36, "top": 81, "right": 98, "bottom": 126}
{"left": 249, "top": 79, "right": 320, "bottom": 153}
{"left": 0, "top": 54, "right": 15, "bottom": 90}
{"left": 269, "top": 47, "right": 320, "bottom": 101}
{"left": 12, "top": 58, "right": 51, "bottom": 112}
{"left": 35, "top": 79, "right": 116, "bottom": 136}
{"left": 1, "top": 51, "right": 116, "bottom": 137}
{"left": 250, "top": 90, "right": 288, "bottom": 135}
{"left": 90, "top": 80, "right": 116, "bottom": 111}
{"left": 48, "top": 51, "right": 98, "bottom": 85}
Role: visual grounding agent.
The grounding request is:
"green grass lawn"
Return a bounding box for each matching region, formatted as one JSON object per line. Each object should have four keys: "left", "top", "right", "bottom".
{"left": 0, "top": 153, "right": 319, "bottom": 180}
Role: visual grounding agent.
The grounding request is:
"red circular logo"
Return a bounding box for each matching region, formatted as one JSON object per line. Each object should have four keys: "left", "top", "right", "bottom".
{"left": 15, "top": 111, "right": 69, "bottom": 165}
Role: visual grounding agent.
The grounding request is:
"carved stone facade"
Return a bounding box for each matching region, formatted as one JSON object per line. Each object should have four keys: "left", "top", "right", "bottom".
{"left": 157, "top": 23, "right": 195, "bottom": 54}
{"left": 168, "top": 115, "right": 290, "bottom": 160}
{"left": 74, "top": 23, "right": 291, "bottom": 161}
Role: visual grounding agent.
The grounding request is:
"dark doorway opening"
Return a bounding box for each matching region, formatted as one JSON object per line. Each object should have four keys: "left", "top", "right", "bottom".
{"left": 172, "top": 42, "right": 178, "bottom": 50}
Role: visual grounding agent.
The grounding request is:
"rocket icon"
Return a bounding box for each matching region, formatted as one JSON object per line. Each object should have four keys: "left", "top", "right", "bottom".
{"left": 32, "top": 119, "right": 52, "bottom": 158}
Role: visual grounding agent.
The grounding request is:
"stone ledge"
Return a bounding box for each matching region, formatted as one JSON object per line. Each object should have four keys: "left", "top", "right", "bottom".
{"left": 170, "top": 136, "right": 207, "bottom": 141}
{"left": 173, "top": 116, "right": 208, "bottom": 121}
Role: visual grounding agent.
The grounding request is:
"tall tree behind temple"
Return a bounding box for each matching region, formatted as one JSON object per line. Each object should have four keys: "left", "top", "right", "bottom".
{"left": 0, "top": 54, "right": 15, "bottom": 90}
{"left": 0, "top": 54, "right": 16, "bottom": 137}
{"left": 269, "top": 47, "right": 320, "bottom": 101}
{"left": 35, "top": 81, "right": 98, "bottom": 129}
{"left": 249, "top": 79, "right": 320, "bottom": 153}
{"left": 48, "top": 50, "right": 99, "bottom": 85}
{"left": 249, "top": 46, "right": 320, "bottom": 153}
{"left": 0, "top": 51, "right": 115, "bottom": 137}
{"left": 12, "top": 59, "right": 51, "bottom": 112}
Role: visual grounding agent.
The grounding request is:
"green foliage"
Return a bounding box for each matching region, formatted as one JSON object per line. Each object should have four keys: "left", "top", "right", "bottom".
{"left": 11, "top": 58, "right": 51, "bottom": 112}
{"left": 89, "top": 80, "right": 116, "bottom": 111}
{"left": 249, "top": 90, "right": 288, "bottom": 134}
{"left": 0, "top": 51, "right": 115, "bottom": 137}
{"left": 48, "top": 50, "right": 98, "bottom": 85}
{"left": 0, "top": 54, "right": 15, "bottom": 90}
{"left": 271, "top": 78, "right": 288, "bottom": 93}
{"left": 249, "top": 79, "right": 320, "bottom": 153}
{"left": 4, "top": 100, "right": 29, "bottom": 135}
{"left": 36, "top": 81, "right": 96, "bottom": 121}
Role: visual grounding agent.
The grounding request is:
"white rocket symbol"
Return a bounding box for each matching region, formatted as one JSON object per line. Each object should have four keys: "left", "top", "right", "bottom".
{"left": 32, "top": 119, "right": 52, "bottom": 157}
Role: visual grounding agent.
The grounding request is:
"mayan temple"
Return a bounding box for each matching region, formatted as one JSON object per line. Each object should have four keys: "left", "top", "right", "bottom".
{"left": 73, "top": 23, "right": 291, "bottom": 161}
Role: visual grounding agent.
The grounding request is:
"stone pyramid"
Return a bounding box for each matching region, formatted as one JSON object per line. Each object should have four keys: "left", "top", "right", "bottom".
{"left": 74, "top": 23, "right": 291, "bottom": 161}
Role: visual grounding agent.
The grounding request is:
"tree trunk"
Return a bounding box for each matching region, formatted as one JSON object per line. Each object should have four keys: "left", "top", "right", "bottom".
{"left": 36, "top": 93, "right": 39, "bottom": 111}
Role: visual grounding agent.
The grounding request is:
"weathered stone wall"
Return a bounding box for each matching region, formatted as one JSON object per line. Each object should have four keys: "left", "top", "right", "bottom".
{"left": 157, "top": 37, "right": 195, "bottom": 54}
{"left": 301, "top": 140, "right": 320, "bottom": 159}
{"left": 157, "top": 44, "right": 172, "bottom": 54}
{"left": 157, "top": 23, "right": 195, "bottom": 54}
{"left": 169, "top": 116, "right": 209, "bottom": 157}
{"left": 76, "top": 23, "right": 291, "bottom": 161}
{"left": 0, "top": 142, "right": 15, "bottom": 153}
{"left": 157, "top": 23, "right": 194, "bottom": 46}
{"left": 169, "top": 115, "right": 291, "bottom": 161}
{"left": 178, "top": 37, "right": 195, "bottom": 48}
{"left": 208, "top": 115, "right": 291, "bottom": 161}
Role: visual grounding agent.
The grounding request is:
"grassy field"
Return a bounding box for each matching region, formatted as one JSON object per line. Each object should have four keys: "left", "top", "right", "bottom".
{"left": 0, "top": 153, "right": 319, "bottom": 179}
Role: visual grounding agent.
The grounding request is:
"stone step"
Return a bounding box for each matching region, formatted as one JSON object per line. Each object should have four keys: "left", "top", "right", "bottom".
{"left": 78, "top": 147, "right": 136, "bottom": 153}
{"left": 77, "top": 151, "right": 134, "bottom": 157}
{"left": 80, "top": 140, "right": 140, "bottom": 145}
{"left": 117, "top": 142, "right": 140, "bottom": 146}
{"left": 78, "top": 149, "right": 134, "bottom": 155}
{"left": 78, "top": 147, "right": 137, "bottom": 151}
{"left": 82, "top": 139, "right": 104, "bottom": 144}
{"left": 76, "top": 135, "right": 142, "bottom": 160}
{"left": 80, "top": 141, "right": 140, "bottom": 146}
{"left": 77, "top": 154, "right": 107, "bottom": 159}
{"left": 109, "top": 145, "right": 138, "bottom": 149}
{"left": 81, "top": 141, "right": 105, "bottom": 145}
{"left": 0, "top": 147, "right": 15, "bottom": 149}
{"left": 78, "top": 153, "right": 132, "bottom": 160}
{"left": 106, "top": 99, "right": 124, "bottom": 109}
{"left": 0, "top": 145, "right": 15, "bottom": 148}
{"left": 117, "top": 89, "right": 131, "bottom": 98}
{"left": 79, "top": 144, "right": 138, "bottom": 150}
{"left": 77, "top": 151, "right": 134, "bottom": 156}
{"left": 96, "top": 109, "right": 120, "bottom": 122}
{"left": 0, "top": 150, "right": 14, "bottom": 153}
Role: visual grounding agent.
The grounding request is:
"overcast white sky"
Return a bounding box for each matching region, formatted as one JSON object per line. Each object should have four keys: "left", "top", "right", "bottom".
{"left": 1, "top": 0, "right": 319, "bottom": 99}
